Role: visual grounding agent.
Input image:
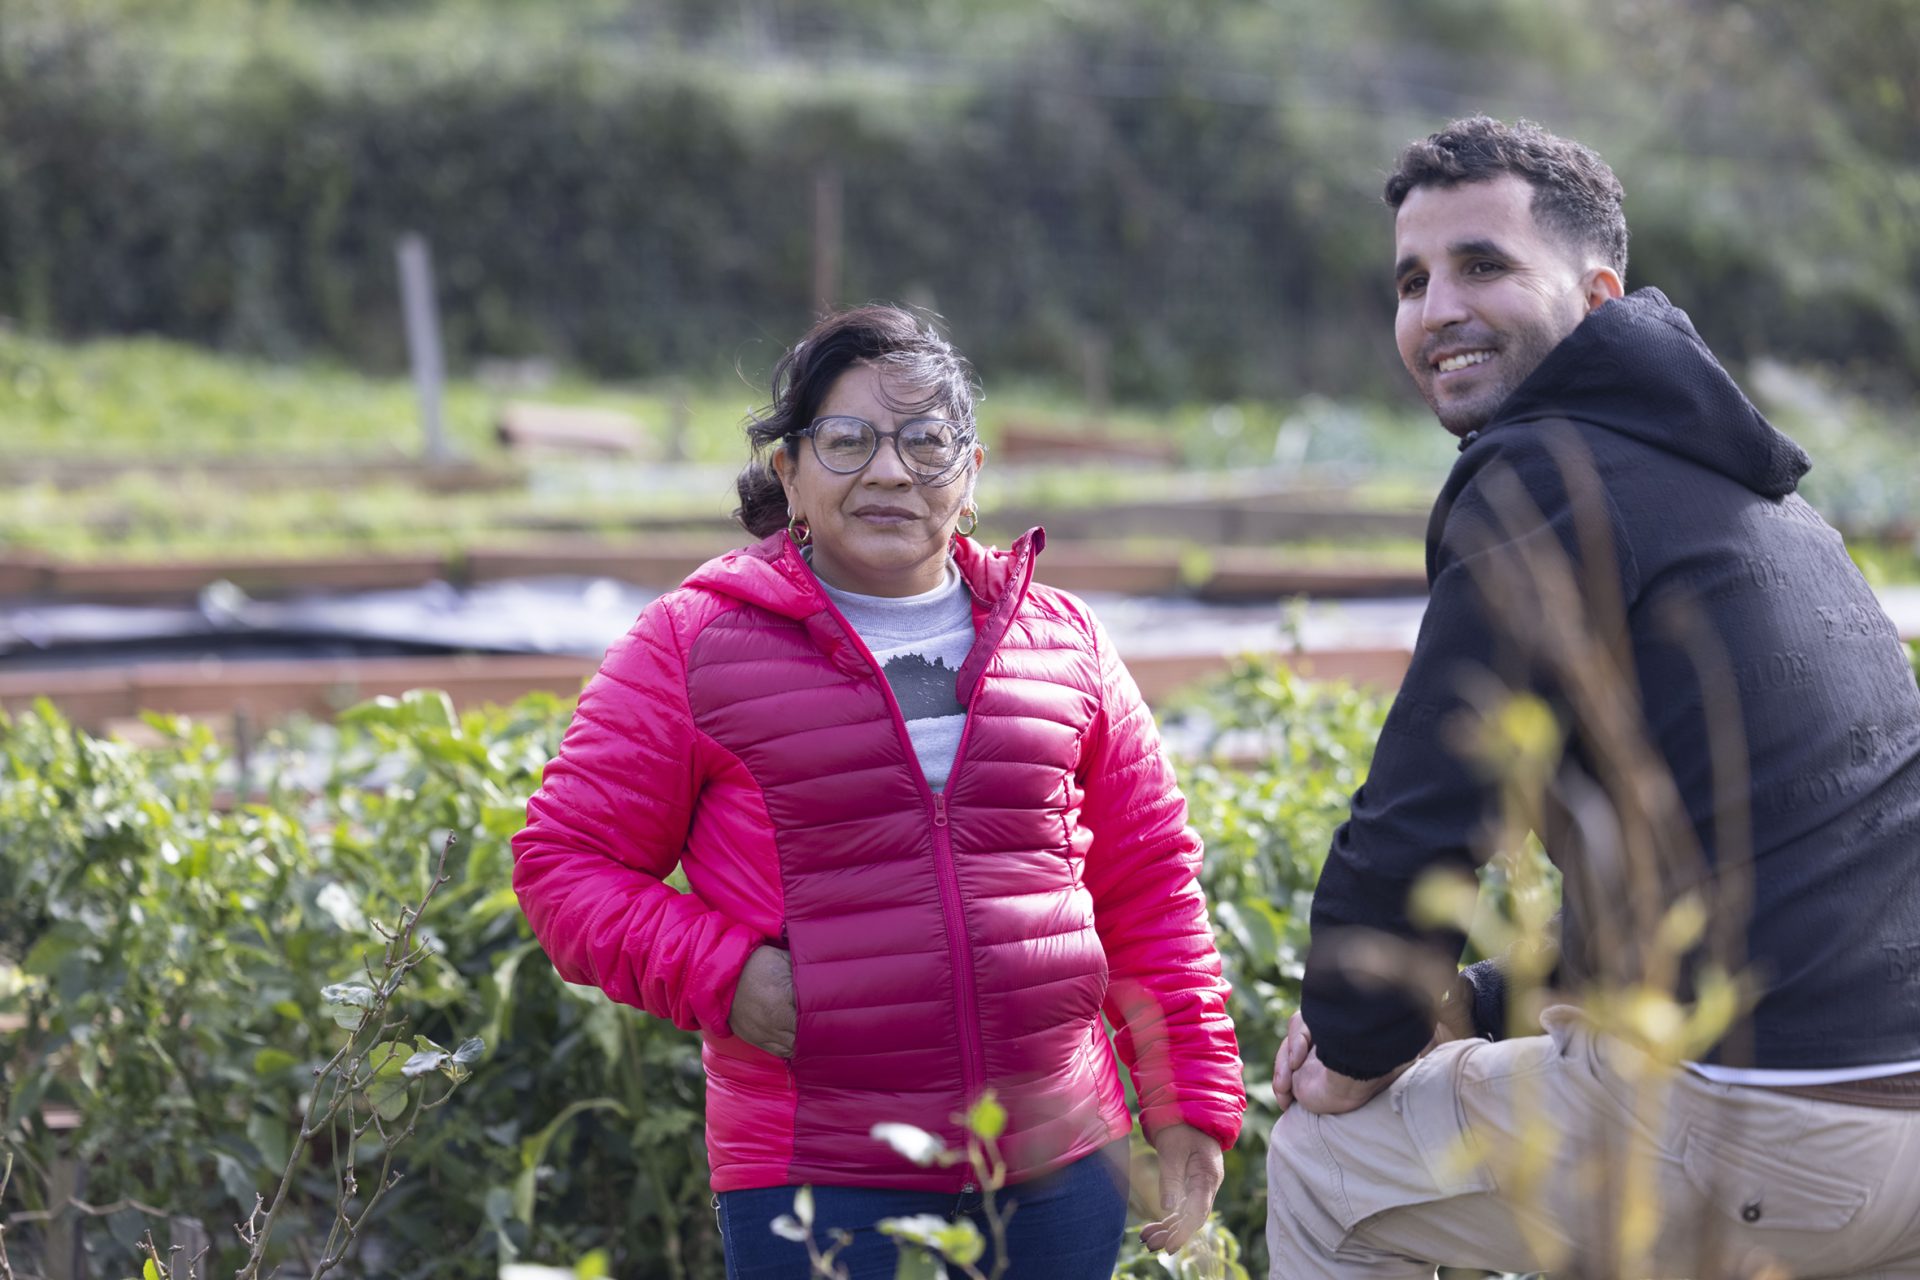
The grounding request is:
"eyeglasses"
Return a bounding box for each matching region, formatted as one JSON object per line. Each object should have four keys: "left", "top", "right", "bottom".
{"left": 793, "top": 415, "right": 975, "bottom": 483}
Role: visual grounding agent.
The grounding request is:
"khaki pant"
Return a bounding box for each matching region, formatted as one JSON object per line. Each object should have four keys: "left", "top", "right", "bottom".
{"left": 1265, "top": 1007, "right": 1920, "bottom": 1279}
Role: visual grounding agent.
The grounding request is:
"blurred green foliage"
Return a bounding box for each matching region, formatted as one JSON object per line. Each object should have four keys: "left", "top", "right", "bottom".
{"left": 1, "top": 0, "right": 1915, "bottom": 402}
{"left": 0, "top": 690, "right": 723, "bottom": 1278}
{"left": 0, "top": 327, "right": 1450, "bottom": 565}
{"left": 5, "top": 332, "right": 1914, "bottom": 577}
{"left": 7, "top": 651, "right": 1898, "bottom": 1275}
{"left": 1166, "top": 665, "right": 1389, "bottom": 1265}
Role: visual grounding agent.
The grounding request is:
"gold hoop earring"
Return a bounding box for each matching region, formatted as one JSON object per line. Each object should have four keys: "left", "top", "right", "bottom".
{"left": 954, "top": 507, "right": 977, "bottom": 538}
{"left": 786, "top": 509, "right": 811, "bottom": 547}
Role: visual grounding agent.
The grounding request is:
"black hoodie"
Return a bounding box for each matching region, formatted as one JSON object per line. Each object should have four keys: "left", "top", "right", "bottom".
{"left": 1301, "top": 289, "right": 1920, "bottom": 1079}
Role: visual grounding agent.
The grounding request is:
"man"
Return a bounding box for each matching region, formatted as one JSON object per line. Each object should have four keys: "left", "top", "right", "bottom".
{"left": 1265, "top": 116, "right": 1920, "bottom": 1277}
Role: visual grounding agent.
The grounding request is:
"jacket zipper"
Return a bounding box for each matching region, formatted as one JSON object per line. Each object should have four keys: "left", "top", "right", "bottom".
{"left": 806, "top": 593, "right": 997, "bottom": 1110}
{"left": 929, "top": 785, "right": 984, "bottom": 1106}
{"left": 791, "top": 537, "right": 1040, "bottom": 1154}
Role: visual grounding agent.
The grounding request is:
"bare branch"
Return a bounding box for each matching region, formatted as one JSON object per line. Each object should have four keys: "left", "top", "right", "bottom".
{"left": 8, "top": 1194, "right": 172, "bottom": 1225}
{"left": 234, "top": 833, "right": 462, "bottom": 1280}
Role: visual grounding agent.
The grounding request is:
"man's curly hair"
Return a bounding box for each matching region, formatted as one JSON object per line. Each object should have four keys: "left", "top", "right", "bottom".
{"left": 1385, "top": 116, "right": 1628, "bottom": 279}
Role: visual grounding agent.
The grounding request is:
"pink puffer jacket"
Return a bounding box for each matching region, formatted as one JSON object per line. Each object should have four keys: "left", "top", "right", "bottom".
{"left": 512, "top": 528, "right": 1244, "bottom": 1192}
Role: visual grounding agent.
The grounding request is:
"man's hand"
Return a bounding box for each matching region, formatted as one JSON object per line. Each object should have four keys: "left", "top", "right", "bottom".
{"left": 728, "top": 945, "right": 796, "bottom": 1058}
{"left": 1138, "top": 1122, "right": 1224, "bottom": 1254}
{"left": 1271, "top": 1012, "right": 1407, "bottom": 1116}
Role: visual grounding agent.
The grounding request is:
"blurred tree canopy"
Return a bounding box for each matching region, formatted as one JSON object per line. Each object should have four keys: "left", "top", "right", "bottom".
{"left": 0, "top": 0, "right": 1914, "bottom": 401}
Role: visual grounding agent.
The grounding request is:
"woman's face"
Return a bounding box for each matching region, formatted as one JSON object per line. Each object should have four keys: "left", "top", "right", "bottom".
{"left": 773, "top": 362, "right": 983, "bottom": 598}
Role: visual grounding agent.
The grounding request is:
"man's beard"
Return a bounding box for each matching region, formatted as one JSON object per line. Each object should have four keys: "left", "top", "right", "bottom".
{"left": 1419, "top": 324, "right": 1564, "bottom": 437}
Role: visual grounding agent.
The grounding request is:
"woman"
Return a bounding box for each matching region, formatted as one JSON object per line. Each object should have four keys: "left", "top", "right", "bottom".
{"left": 512, "top": 306, "right": 1243, "bottom": 1279}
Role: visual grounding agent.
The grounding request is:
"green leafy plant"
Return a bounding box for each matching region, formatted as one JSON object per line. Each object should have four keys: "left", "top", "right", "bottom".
{"left": 0, "top": 693, "right": 717, "bottom": 1277}
{"left": 1157, "top": 664, "right": 1387, "bottom": 1272}
{"left": 0, "top": 704, "right": 491, "bottom": 1276}
{"left": 864, "top": 1095, "right": 1013, "bottom": 1280}
{"left": 0, "top": 665, "right": 1469, "bottom": 1277}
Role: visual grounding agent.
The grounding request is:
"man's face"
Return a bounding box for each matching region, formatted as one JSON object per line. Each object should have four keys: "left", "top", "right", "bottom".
{"left": 1392, "top": 174, "right": 1600, "bottom": 437}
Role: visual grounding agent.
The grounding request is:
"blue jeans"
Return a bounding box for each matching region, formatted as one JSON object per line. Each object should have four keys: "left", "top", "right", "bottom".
{"left": 717, "top": 1141, "right": 1130, "bottom": 1280}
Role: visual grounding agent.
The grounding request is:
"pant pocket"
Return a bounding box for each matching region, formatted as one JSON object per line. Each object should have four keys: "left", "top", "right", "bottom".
{"left": 1390, "top": 1041, "right": 1503, "bottom": 1202}
{"left": 1679, "top": 1125, "right": 1870, "bottom": 1232}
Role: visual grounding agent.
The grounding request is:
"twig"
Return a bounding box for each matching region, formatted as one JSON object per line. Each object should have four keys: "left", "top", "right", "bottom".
{"left": 233, "top": 832, "right": 461, "bottom": 1280}
{"left": 7, "top": 1193, "right": 172, "bottom": 1225}
{"left": 1, "top": 1152, "right": 16, "bottom": 1280}
{"left": 137, "top": 1230, "right": 209, "bottom": 1280}
{"left": 969, "top": 1141, "right": 1014, "bottom": 1280}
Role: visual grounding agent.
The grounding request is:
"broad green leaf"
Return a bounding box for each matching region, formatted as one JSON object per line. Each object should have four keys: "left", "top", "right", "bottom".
{"left": 21, "top": 930, "right": 78, "bottom": 979}
{"left": 321, "top": 982, "right": 376, "bottom": 1029}
{"left": 213, "top": 1151, "right": 255, "bottom": 1209}
{"left": 965, "top": 1094, "right": 1006, "bottom": 1143}
{"left": 326, "top": 1004, "right": 368, "bottom": 1030}
{"left": 10, "top": 1070, "right": 49, "bottom": 1128}
{"left": 315, "top": 882, "right": 366, "bottom": 932}
{"left": 469, "top": 885, "right": 522, "bottom": 920}
{"left": 366, "top": 1051, "right": 416, "bottom": 1121}
{"left": 247, "top": 1112, "right": 292, "bottom": 1176}
{"left": 513, "top": 1098, "right": 628, "bottom": 1226}
{"left": 893, "top": 1247, "right": 942, "bottom": 1280}
{"left": 583, "top": 996, "right": 622, "bottom": 1066}
{"left": 483, "top": 941, "right": 538, "bottom": 1050}
{"left": 878, "top": 1215, "right": 984, "bottom": 1266}
{"left": 336, "top": 695, "right": 402, "bottom": 727}
{"left": 402, "top": 688, "right": 458, "bottom": 732}
{"left": 631, "top": 1107, "right": 698, "bottom": 1145}
{"left": 251, "top": 1048, "right": 298, "bottom": 1077}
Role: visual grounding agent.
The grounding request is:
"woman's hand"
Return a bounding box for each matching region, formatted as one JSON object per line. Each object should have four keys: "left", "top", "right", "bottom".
{"left": 729, "top": 945, "right": 797, "bottom": 1058}
{"left": 1138, "top": 1122, "right": 1224, "bottom": 1254}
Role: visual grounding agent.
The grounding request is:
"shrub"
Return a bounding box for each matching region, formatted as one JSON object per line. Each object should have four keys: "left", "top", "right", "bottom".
{"left": 4, "top": 3, "right": 1917, "bottom": 401}
{"left": 0, "top": 666, "right": 1381, "bottom": 1277}
{"left": 0, "top": 692, "right": 721, "bottom": 1278}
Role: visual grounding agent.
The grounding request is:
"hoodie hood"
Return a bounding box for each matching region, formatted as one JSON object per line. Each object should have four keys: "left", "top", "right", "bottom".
{"left": 1489, "top": 287, "right": 1810, "bottom": 499}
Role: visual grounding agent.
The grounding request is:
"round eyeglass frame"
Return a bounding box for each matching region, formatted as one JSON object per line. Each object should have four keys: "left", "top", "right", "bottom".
{"left": 791, "top": 415, "right": 977, "bottom": 483}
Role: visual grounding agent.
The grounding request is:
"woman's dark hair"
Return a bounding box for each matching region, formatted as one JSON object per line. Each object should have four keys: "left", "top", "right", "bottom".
{"left": 1384, "top": 115, "right": 1629, "bottom": 280}
{"left": 733, "top": 304, "right": 980, "bottom": 537}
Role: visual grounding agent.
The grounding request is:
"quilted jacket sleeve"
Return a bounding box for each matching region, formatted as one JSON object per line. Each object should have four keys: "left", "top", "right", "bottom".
{"left": 1077, "top": 614, "right": 1246, "bottom": 1149}
{"left": 512, "top": 595, "right": 761, "bottom": 1035}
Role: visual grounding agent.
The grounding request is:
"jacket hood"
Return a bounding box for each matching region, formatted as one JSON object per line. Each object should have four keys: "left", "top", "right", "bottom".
{"left": 1489, "top": 287, "right": 1810, "bottom": 499}
{"left": 683, "top": 527, "right": 1045, "bottom": 620}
